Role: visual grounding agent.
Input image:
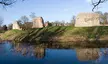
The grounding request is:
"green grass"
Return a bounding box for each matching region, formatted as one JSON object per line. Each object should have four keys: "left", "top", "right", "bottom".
{"left": 1, "top": 26, "right": 108, "bottom": 43}
{"left": 0, "top": 29, "right": 24, "bottom": 40}
{"left": 14, "top": 26, "right": 67, "bottom": 43}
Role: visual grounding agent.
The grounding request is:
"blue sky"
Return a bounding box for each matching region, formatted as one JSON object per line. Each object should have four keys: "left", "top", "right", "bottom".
{"left": 0, "top": 0, "right": 108, "bottom": 25}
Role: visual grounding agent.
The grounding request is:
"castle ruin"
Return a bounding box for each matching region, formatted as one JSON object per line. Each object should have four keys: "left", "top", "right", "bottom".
{"left": 75, "top": 13, "right": 101, "bottom": 27}
{"left": 12, "top": 21, "right": 21, "bottom": 30}
{"left": 32, "top": 17, "right": 45, "bottom": 28}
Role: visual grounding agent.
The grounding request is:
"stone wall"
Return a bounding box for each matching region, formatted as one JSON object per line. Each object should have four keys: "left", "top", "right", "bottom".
{"left": 12, "top": 21, "right": 21, "bottom": 30}
{"left": 32, "top": 17, "right": 45, "bottom": 28}
{"left": 75, "top": 13, "right": 101, "bottom": 27}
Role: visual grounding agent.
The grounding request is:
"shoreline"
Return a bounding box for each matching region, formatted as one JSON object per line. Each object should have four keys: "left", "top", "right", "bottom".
{"left": 1, "top": 39, "right": 108, "bottom": 48}
{"left": 0, "top": 26, "right": 108, "bottom": 45}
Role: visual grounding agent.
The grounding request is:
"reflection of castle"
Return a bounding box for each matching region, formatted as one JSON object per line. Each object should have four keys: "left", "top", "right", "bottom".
{"left": 34, "top": 47, "right": 45, "bottom": 59}
{"left": 76, "top": 48, "right": 100, "bottom": 61}
{"left": 13, "top": 43, "right": 45, "bottom": 59}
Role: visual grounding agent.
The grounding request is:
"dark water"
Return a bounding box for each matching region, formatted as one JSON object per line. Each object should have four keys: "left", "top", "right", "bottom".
{"left": 0, "top": 41, "right": 108, "bottom": 64}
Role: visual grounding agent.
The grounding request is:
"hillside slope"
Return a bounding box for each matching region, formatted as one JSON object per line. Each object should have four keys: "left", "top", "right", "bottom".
{"left": 1, "top": 26, "right": 108, "bottom": 43}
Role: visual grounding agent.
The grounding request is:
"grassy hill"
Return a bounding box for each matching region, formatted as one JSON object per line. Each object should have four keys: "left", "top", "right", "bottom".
{"left": 0, "top": 29, "right": 25, "bottom": 40}
{"left": 1, "top": 26, "right": 108, "bottom": 43}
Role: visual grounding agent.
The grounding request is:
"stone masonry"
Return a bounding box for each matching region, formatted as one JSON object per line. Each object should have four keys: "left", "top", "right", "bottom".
{"left": 32, "top": 17, "right": 44, "bottom": 28}
{"left": 75, "top": 13, "right": 101, "bottom": 27}
{"left": 12, "top": 21, "right": 21, "bottom": 30}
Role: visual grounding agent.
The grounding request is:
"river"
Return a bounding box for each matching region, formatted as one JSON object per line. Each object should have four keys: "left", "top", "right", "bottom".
{"left": 0, "top": 41, "right": 108, "bottom": 64}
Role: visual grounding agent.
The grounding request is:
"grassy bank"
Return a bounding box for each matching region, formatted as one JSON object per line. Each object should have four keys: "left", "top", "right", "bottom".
{"left": 0, "top": 29, "right": 24, "bottom": 40}
{"left": 1, "top": 26, "right": 108, "bottom": 43}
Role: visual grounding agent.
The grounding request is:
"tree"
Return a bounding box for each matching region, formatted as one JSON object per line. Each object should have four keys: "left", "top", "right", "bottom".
{"left": 20, "top": 15, "right": 29, "bottom": 29}
{"left": 92, "top": 0, "right": 108, "bottom": 11}
{"left": 55, "top": 20, "right": 61, "bottom": 26}
{"left": 2, "top": 25, "right": 7, "bottom": 31}
{"left": 0, "top": 0, "right": 25, "bottom": 6}
{"left": 103, "top": 12, "right": 108, "bottom": 24}
{"left": 95, "top": 11, "right": 103, "bottom": 15}
{"left": 17, "top": 20, "right": 22, "bottom": 26}
{"left": 0, "top": 0, "right": 107, "bottom": 12}
{"left": 95, "top": 11, "right": 105, "bottom": 24}
{"left": 20, "top": 15, "right": 29, "bottom": 23}
{"left": 61, "top": 20, "right": 65, "bottom": 26}
{"left": 7, "top": 23, "right": 12, "bottom": 30}
{"left": 46, "top": 21, "right": 52, "bottom": 26}
{"left": 71, "top": 16, "right": 76, "bottom": 26}
{"left": 0, "top": 16, "right": 4, "bottom": 27}
{"left": 20, "top": 16, "right": 33, "bottom": 30}
{"left": 29, "top": 12, "right": 36, "bottom": 19}
{"left": 16, "top": 20, "right": 24, "bottom": 29}
{"left": 95, "top": 11, "right": 108, "bottom": 24}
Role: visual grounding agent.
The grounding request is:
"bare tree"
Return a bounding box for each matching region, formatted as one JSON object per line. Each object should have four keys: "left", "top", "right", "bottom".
{"left": 7, "top": 23, "right": 12, "bottom": 30}
{"left": 0, "top": 0, "right": 25, "bottom": 6}
{"left": 0, "top": 16, "right": 3, "bottom": 27}
{"left": 92, "top": 0, "right": 108, "bottom": 11}
{"left": 0, "top": 0, "right": 107, "bottom": 12}
{"left": 95, "top": 11, "right": 108, "bottom": 24}
{"left": 20, "top": 15, "right": 29, "bottom": 23}
{"left": 71, "top": 16, "right": 76, "bottom": 26}
{"left": 104, "top": 12, "right": 108, "bottom": 23}
{"left": 20, "top": 15, "right": 30, "bottom": 30}
{"left": 2, "top": 25, "right": 7, "bottom": 31}
{"left": 29, "top": 12, "right": 36, "bottom": 19}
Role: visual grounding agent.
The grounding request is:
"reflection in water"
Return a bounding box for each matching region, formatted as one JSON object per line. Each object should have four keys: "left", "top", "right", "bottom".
{"left": 14, "top": 43, "right": 22, "bottom": 52}
{"left": 7, "top": 42, "right": 108, "bottom": 61}
{"left": 34, "top": 47, "right": 45, "bottom": 59}
{"left": 1, "top": 42, "right": 108, "bottom": 64}
{"left": 76, "top": 48, "right": 100, "bottom": 61}
{"left": 13, "top": 43, "right": 45, "bottom": 59}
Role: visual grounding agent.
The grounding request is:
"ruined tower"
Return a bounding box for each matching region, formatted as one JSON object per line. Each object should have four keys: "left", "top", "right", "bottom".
{"left": 75, "top": 13, "right": 101, "bottom": 27}
{"left": 32, "top": 17, "right": 45, "bottom": 28}
{"left": 12, "top": 21, "right": 21, "bottom": 30}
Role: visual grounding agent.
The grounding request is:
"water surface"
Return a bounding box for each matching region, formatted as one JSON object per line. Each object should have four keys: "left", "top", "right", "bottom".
{"left": 0, "top": 41, "right": 108, "bottom": 64}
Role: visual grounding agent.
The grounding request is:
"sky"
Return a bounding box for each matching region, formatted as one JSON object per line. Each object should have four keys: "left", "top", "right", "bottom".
{"left": 0, "top": 0, "right": 108, "bottom": 25}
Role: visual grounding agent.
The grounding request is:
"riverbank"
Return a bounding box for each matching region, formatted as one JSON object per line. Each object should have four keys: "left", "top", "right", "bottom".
{"left": 0, "top": 26, "right": 108, "bottom": 44}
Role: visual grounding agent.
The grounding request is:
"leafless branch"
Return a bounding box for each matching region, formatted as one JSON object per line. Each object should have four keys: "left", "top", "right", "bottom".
{"left": 92, "top": 0, "right": 108, "bottom": 11}
{"left": 0, "top": 0, "right": 25, "bottom": 6}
